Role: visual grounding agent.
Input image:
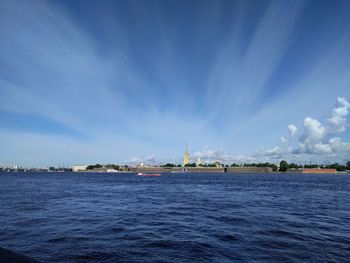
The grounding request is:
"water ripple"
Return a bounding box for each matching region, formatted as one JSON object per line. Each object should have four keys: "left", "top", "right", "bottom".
{"left": 0, "top": 172, "right": 350, "bottom": 262}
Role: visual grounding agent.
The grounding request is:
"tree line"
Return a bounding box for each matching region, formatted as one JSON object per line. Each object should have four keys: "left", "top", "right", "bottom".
{"left": 278, "top": 160, "right": 350, "bottom": 172}
{"left": 163, "top": 161, "right": 350, "bottom": 172}
{"left": 86, "top": 161, "right": 350, "bottom": 172}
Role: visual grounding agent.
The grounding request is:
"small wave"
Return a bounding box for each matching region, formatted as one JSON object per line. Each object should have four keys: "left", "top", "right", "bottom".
{"left": 214, "top": 215, "right": 249, "bottom": 225}
{"left": 253, "top": 239, "right": 295, "bottom": 250}
{"left": 111, "top": 227, "right": 125, "bottom": 232}
{"left": 258, "top": 228, "right": 306, "bottom": 242}
{"left": 72, "top": 251, "right": 114, "bottom": 261}
{"left": 145, "top": 240, "right": 177, "bottom": 249}
{"left": 47, "top": 236, "right": 67, "bottom": 243}
{"left": 185, "top": 240, "right": 216, "bottom": 254}
{"left": 74, "top": 236, "right": 89, "bottom": 241}
{"left": 167, "top": 210, "right": 188, "bottom": 216}
{"left": 220, "top": 234, "right": 240, "bottom": 241}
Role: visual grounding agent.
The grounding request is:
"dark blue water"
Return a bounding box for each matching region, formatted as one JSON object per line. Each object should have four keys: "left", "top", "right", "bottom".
{"left": 0, "top": 172, "right": 349, "bottom": 262}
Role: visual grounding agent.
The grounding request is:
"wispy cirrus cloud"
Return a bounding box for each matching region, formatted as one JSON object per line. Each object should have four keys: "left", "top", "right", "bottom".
{"left": 205, "top": 0, "right": 305, "bottom": 122}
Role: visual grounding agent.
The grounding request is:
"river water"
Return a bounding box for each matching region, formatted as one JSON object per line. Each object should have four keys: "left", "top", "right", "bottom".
{"left": 0, "top": 172, "right": 349, "bottom": 262}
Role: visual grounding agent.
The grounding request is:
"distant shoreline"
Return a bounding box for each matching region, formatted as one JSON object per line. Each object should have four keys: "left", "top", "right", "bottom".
{"left": 0, "top": 170, "right": 348, "bottom": 175}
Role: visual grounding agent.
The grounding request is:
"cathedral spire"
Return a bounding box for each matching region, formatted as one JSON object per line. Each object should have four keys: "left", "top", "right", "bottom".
{"left": 183, "top": 143, "right": 190, "bottom": 167}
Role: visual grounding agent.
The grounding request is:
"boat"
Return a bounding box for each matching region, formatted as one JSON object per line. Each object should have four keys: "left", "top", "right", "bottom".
{"left": 137, "top": 172, "right": 161, "bottom": 176}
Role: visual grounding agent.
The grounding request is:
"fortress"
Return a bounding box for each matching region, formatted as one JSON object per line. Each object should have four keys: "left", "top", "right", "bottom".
{"left": 72, "top": 146, "right": 339, "bottom": 174}
{"left": 128, "top": 146, "right": 274, "bottom": 173}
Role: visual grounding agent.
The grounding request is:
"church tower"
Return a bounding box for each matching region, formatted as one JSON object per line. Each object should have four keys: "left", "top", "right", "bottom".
{"left": 183, "top": 144, "right": 190, "bottom": 167}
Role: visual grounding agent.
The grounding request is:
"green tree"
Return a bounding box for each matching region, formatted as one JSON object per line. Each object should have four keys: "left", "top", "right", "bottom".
{"left": 257, "top": 162, "right": 270, "bottom": 167}
{"left": 289, "top": 163, "right": 300, "bottom": 169}
{"left": 304, "top": 164, "right": 319, "bottom": 168}
{"left": 184, "top": 163, "right": 196, "bottom": 167}
{"left": 279, "top": 160, "right": 289, "bottom": 172}
{"left": 163, "top": 163, "right": 175, "bottom": 167}
{"left": 337, "top": 165, "right": 346, "bottom": 171}
{"left": 328, "top": 163, "right": 346, "bottom": 171}
{"left": 86, "top": 164, "right": 102, "bottom": 170}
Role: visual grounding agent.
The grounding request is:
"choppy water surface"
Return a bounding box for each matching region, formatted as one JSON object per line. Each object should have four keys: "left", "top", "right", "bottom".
{"left": 0, "top": 172, "right": 349, "bottom": 262}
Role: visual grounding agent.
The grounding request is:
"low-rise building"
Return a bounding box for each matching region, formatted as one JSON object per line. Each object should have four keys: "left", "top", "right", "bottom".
{"left": 72, "top": 165, "right": 88, "bottom": 172}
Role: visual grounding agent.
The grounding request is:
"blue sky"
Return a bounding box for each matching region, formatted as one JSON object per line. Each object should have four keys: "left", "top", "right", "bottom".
{"left": 1, "top": 0, "right": 350, "bottom": 167}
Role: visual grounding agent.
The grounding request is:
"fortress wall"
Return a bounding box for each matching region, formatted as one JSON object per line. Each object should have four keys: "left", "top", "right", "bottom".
{"left": 226, "top": 167, "right": 272, "bottom": 173}
{"left": 302, "top": 168, "right": 337, "bottom": 174}
{"left": 134, "top": 167, "right": 182, "bottom": 173}
{"left": 187, "top": 167, "right": 225, "bottom": 173}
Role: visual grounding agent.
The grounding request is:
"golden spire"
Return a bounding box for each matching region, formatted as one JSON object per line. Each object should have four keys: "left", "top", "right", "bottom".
{"left": 183, "top": 143, "right": 190, "bottom": 166}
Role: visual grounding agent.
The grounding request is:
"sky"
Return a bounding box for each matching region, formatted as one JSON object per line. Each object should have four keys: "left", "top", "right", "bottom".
{"left": 0, "top": 0, "right": 350, "bottom": 167}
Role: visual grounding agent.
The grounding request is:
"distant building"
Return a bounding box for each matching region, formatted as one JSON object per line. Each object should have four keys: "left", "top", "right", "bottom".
{"left": 183, "top": 145, "right": 190, "bottom": 167}
{"left": 72, "top": 165, "right": 88, "bottom": 172}
{"left": 214, "top": 160, "right": 222, "bottom": 168}
{"left": 137, "top": 162, "right": 146, "bottom": 167}
{"left": 196, "top": 157, "right": 203, "bottom": 167}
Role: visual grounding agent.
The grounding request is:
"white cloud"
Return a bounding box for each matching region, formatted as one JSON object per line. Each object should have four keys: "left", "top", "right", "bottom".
{"left": 310, "top": 142, "right": 331, "bottom": 154}
{"left": 288, "top": 124, "right": 298, "bottom": 137}
{"left": 327, "top": 97, "right": 350, "bottom": 133}
{"left": 280, "top": 136, "right": 288, "bottom": 143}
{"left": 303, "top": 117, "right": 326, "bottom": 141}
{"left": 280, "top": 124, "right": 298, "bottom": 144}
{"left": 193, "top": 147, "right": 223, "bottom": 161}
{"left": 329, "top": 137, "right": 350, "bottom": 153}
{"left": 265, "top": 146, "right": 281, "bottom": 156}
{"left": 125, "top": 154, "right": 157, "bottom": 165}
{"left": 295, "top": 98, "right": 350, "bottom": 156}
{"left": 125, "top": 157, "right": 141, "bottom": 165}
{"left": 297, "top": 117, "right": 326, "bottom": 153}
{"left": 298, "top": 137, "right": 350, "bottom": 155}
{"left": 253, "top": 146, "right": 282, "bottom": 159}
{"left": 193, "top": 147, "right": 256, "bottom": 163}
{"left": 145, "top": 154, "right": 156, "bottom": 163}
{"left": 228, "top": 155, "right": 256, "bottom": 163}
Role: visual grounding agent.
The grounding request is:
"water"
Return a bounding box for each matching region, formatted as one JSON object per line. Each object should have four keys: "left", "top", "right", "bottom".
{"left": 0, "top": 172, "right": 349, "bottom": 262}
